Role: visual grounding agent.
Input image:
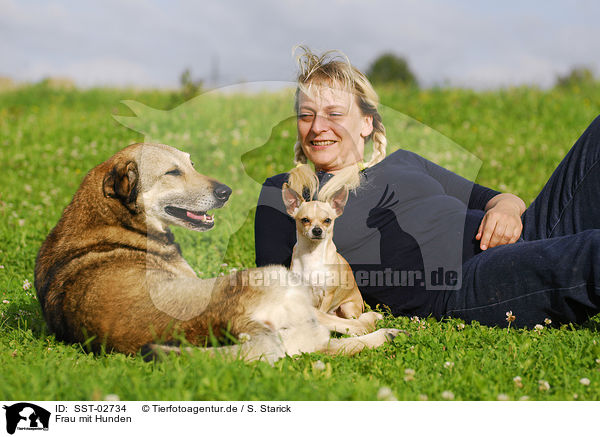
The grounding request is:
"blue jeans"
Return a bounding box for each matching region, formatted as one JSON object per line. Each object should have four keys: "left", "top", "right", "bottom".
{"left": 443, "top": 115, "right": 600, "bottom": 327}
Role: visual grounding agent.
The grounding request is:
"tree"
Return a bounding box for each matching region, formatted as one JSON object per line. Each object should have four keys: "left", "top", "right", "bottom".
{"left": 555, "top": 66, "right": 595, "bottom": 89}
{"left": 367, "top": 53, "right": 418, "bottom": 86}
{"left": 179, "top": 68, "right": 203, "bottom": 100}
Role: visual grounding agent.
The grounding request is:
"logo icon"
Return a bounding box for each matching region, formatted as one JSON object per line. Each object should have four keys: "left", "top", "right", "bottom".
{"left": 3, "top": 403, "right": 50, "bottom": 435}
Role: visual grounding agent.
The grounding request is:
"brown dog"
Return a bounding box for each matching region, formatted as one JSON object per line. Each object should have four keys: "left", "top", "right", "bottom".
{"left": 35, "top": 143, "right": 401, "bottom": 361}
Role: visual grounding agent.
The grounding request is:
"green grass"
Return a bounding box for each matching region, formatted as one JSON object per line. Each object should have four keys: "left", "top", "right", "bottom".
{"left": 1, "top": 82, "right": 600, "bottom": 401}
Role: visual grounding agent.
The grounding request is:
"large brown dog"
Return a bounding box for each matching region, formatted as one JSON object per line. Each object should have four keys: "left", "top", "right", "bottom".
{"left": 35, "top": 143, "right": 401, "bottom": 362}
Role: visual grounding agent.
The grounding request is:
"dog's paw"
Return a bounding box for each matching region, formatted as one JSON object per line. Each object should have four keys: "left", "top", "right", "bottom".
{"left": 140, "top": 343, "right": 160, "bottom": 362}
{"left": 381, "top": 328, "right": 410, "bottom": 342}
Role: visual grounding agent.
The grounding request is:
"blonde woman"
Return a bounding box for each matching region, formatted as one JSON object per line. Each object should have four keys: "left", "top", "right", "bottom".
{"left": 255, "top": 46, "right": 600, "bottom": 328}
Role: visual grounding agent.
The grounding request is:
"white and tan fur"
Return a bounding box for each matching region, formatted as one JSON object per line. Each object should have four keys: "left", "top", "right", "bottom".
{"left": 282, "top": 182, "right": 384, "bottom": 335}
{"left": 35, "top": 143, "right": 402, "bottom": 363}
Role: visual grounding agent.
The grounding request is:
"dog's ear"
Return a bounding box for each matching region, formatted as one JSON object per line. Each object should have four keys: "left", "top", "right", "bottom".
{"left": 328, "top": 186, "right": 349, "bottom": 217}
{"left": 282, "top": 182, "right": 303, "bottom": 216}
{"left": 103, "top": 160, "right": 139, "bottom": 210}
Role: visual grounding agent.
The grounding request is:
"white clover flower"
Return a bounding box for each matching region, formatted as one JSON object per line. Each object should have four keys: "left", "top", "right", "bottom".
{"left": 544, "top": 318, "right": 552, "bottom": 325}
{"left": 579, "top": 378, "right": 590, "bottom": 386}
{"left": 238, "top": 333, "right": 251, "bottom": 343}
{"left": 444, "top": 361, "right": 454, "bottom": 369}
{"left": 104, "top": 394, "right": 120, "bottom": 401}
{"left": 519, "top": 396, "right": 530, "bottom": 401}
{"left": 418, "top": 394, "right": 428, "bottom": 401}
{"left": 505, "top": 311, "right": 515, "bottom": 322}
{"left": 513, "top": 376, "right": 523, "bottom": 388}
{"left": 23, "top": 279, "right": 32, "bottom": 291}
{"left": 2, "top": 300, "right": 9, "bottom": 304}
{"left": 497, "top": 393, "right": 509, "bottom": 401}
{"left": 456, "top": 323, "right": 465, "bottom": 330}
{"left": 312, "top": 360, "right": 326, "bottom": 371}
{"left": 538, "top": 380, "right": 550, "bottom": 391}
{"left": 534, "top": 324, "right": 544, "bottom": 332}
{"left": 441, "top": 391, "right": 455, "bottom": 400}
{"left": 377, "top": 387, "right": 397, "bottom": 401}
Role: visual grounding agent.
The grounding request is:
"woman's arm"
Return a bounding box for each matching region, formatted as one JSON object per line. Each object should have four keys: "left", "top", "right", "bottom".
{"left": 476, "top": 193, "right": 526, "bottom": 250}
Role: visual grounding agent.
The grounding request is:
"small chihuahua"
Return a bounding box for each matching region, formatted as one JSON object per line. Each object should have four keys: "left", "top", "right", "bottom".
{"left": 282, "top": 179, "right": 382, "bottom": 334}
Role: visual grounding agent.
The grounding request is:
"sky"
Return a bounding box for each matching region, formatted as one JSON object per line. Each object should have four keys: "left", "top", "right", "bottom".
{"left": 1, "top": 0, "right": 599, "bottom": 89}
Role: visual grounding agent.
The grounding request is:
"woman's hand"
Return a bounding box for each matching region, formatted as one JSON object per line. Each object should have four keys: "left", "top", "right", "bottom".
{"left": 476, "top": 193, "right": 526, "bottom": 250}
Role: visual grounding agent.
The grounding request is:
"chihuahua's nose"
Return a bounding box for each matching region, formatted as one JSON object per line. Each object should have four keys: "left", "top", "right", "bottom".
{"left": 214, "top": 183, "right": 232, "bottom": 201}
{"left": 312, "top": 227, "right": 322, "bottom": 237}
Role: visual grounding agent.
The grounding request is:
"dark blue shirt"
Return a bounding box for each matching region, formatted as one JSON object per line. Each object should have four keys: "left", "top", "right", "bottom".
{"left": 254, "top": 149, "right": 500, "bottom": 317}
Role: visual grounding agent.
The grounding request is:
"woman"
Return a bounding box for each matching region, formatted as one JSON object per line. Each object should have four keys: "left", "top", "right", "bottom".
{"left": 255, "top": 47, "right": 600, "bottom": 328}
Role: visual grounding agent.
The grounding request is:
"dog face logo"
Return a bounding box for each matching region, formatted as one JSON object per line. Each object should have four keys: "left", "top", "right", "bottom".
{"left": 3, "top": 403, "right": 50, "bottom": 435}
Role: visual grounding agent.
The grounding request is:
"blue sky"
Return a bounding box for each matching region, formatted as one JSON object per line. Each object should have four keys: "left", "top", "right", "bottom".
{"left": 1, "top": 0, "right": 598, "bottom": 89}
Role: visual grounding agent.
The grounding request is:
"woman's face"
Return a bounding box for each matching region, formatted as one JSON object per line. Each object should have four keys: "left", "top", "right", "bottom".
{"left": 296, "top": 85, "right": 373, "bottom": 173}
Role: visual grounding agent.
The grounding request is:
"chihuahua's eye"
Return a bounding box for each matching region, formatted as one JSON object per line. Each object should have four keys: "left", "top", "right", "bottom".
{"left": 190, "top": 161, "right": 195, "bottom": 167}
{"left": 165, "top": 168, "right": 181, "bottom": 176}
{"left": 301, "top": 217, "right": 310, "bottom": 224}
{"left": 323, "top": 218, "right": 332, "bottom": 224}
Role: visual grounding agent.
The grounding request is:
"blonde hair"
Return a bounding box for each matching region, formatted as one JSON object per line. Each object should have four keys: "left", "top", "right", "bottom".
{"left": 292, "top": 46, "right": 387, "bottom": 198}
{"left": 287, "top": 163, "right": 355, "bottom": 204}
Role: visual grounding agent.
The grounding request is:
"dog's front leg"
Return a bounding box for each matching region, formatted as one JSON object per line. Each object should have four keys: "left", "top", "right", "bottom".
{"left": 318, "top": 328, "right": 408, "bottom": 356}
{"left": 315, "top": 311, "right": 382, "bottom": 336}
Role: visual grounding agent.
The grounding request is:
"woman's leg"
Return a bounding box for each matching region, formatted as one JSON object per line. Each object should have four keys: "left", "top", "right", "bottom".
{"left": 522, "top": 115, "right": 600, "bottom": 240}
{"left": 443, "top": 230, "right": 600, "bottom": 327}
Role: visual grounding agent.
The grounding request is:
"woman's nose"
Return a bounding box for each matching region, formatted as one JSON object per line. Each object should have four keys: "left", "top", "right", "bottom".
{"left": 311, "top": 115, "right": 330, "bottom": 133}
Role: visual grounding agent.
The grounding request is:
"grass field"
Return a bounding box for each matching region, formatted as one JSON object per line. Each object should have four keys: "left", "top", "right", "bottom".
{"left": 1, "top": 81, "right": 600, "bottom": 401}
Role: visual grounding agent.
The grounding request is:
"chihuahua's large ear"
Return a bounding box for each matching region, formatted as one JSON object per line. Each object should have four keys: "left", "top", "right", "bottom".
{"left": 328, "top": 186, "right": 349, "bottom": 217}
{"left": 282, "top": 182, "right": 303, "bottom": 216}
{"left": 103, "top": 160, "right": 139, "bottom": 211}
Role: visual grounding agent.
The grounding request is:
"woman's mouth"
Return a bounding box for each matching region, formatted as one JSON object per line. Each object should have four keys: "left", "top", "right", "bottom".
{"left": 310, "top": 140, "right": 336, "bottom": 150}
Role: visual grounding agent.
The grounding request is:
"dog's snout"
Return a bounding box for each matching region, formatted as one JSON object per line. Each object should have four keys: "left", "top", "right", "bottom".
{"left": 312, "top": 227, "right": 322, "bottom": 237}
{"left": 214, "top": 183, "right": 232, "bottom": 201}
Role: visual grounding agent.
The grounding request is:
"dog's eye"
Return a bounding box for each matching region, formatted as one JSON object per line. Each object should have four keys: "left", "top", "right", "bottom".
{"left": 323, "top": 218, "right": 332, "bottom": 224}
{"left": 301, "top": 218, "right": 310, "bottom": 224}
{"left": 165, "top": 168, "right": 181, "bottom": 176}
{"left": 190, "top": 161, "right": 195, "bottom": 168}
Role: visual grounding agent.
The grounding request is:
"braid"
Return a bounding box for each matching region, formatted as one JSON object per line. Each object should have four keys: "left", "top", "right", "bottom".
{"left": 365, "top": 114, "right": 387, "bottom": 168}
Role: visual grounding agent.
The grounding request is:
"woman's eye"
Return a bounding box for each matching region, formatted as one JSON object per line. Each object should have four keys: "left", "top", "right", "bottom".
{"left": 166, "top": 169, "right": 181, "bottom": 176}
{"left": 301, "top": 217, "right": 310, "bottom": 224}
{"left": 330, "top": 113, "right": 343, "bottom": 117}
{"left": 298, "top": 113, "right": 314, "bottom": 120}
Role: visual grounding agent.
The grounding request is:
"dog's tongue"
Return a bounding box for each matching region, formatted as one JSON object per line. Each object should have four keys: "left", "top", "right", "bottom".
{"left": 186, "top": 211, "right": 212, "bottom": 222}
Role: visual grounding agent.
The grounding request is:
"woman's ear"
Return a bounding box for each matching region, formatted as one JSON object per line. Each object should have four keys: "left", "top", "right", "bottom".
{"left": 361, "top": 115, "right": 374, "bottom": 138}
